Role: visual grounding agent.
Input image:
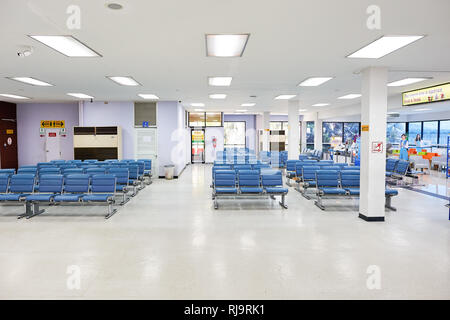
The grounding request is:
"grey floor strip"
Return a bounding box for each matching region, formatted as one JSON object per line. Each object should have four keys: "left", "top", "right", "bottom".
{"left": 399, "top": 186, "right": 450, "bottom": 201}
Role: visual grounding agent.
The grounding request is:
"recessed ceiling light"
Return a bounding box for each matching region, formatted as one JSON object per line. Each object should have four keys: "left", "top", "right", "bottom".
{"left": 191, "top": 103, "right": 205, "bottom": 107}
{"left": 106, "top": 3, "right": 123, "bottom": 10}
{"left": 194, "top": 109, "right": 205, "bottom": 112}
{"left": 338, "top": 94, "right": 361, "bottom": 100}
{"left": 241, "top": 103, "right": 255, "bottom": 107}
{"left": 107, "top": 76, "right": 141, "bottom": 86}
{"left": 138, "top": 94, "right": 159, "bottom": 100}
{"left": 208, "top": 77, "right": 232, "bottom": 86}
{"left": 387, "top": 78, "right": 429, "bottom": 87}
{"left": 312, "top": 103, "right": 330, "bottom": 107}
{"left": 414, "top": 108, "right": 432, "bottom": 112}
{"left": 347, "top": 35, "right": 424, "bottom": 59}
{"left": 67, "top": 93, "right": 94, "bottom": 99}
{"left": 8, "top": 77, "right": 53, "bottom": 86}
{"left": 298, "top": 77, "right": 333, "bottom": 87}
{"left": 298, "top": 109, "right": 308, "bottom": 112}
{"left": 0, "top": 94, "right": 30, "bottom": 100}
{"left": 209, "top": 94, "right": 227, "bottom": 99}
{"left": 236, "top": 109, "right": 247, "bottom": 112}
{"left": 275, "top": 95, "right": 296, "bottom": 100}
{"left": 29, "top": 35, "right": 101, "bottom": 57}
{"left": 206, "top": 34, "right": 250, "bottom": 57}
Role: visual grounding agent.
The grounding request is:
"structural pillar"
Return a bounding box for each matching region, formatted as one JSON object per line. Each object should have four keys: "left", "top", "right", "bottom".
{"left": 312, "top": 112, "right": 322, "bottom": 151}
{"left": 300, "top": 120, "right": 307, "bottom": 152}
{"left": 359, "top": 67, "right": 388, "bottom": 222}
{"left": 262, "top": 111, "right": 270, "bottom": 151}
{"left": 288, "top": 100, "right": 300, "bottom": 160}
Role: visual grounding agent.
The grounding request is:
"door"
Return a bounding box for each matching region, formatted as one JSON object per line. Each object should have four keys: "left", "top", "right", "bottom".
{"left": 45, "top": 128, "right": 61, "bottom": 162}
{"left": 0, "top": 119, "right": 18, "bottom": 169}
{"left": 135, "top": 127, "right": 158, "bottom": 173}
{"left": 191, "top": 129, "right": 205, "bottom": 163}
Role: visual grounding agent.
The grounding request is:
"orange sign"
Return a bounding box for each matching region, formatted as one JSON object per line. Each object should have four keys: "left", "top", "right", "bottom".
{"left": 6, "top": 129, "right": 13, "bottom": 134}
{"left": 361, "top": 125, "right": 369, "bottom": 132}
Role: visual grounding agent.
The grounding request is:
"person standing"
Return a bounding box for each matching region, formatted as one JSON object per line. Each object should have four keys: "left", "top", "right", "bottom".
{"left": 399, "top": 134, "right": 409, "bottom": 160}
{"left": 415, "top": 134, "right": 423, "bottom": 153}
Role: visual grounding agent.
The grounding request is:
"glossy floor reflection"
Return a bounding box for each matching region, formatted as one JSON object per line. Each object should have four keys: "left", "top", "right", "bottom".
{"left": 0, "top": 164, "right": 449, "bottom": 299}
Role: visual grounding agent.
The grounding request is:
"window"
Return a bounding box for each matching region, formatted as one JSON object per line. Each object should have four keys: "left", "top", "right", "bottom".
{"left": 439, "top": 120, "right": 450, "bottom": 146}
{"left": 386, "top": 122, "right": 406, "bottom": 145}
{"left": 408, "top": 122, "right": 422, "bottom": 145}
{"left": 224, "top": 122, "right": 246, "bottom": 148}
{"left": 344, "top": 122, "right": 360, "bottom": 142}
{"left": 322, "top": 122, "right": 343, "bottom": 143}
{"left": 306, "top": 121, "right": 314, "bottom": 148}
{"left": 270, "top": 122, "right": 282, "bottom": 130}
{"left": 205, "top": 112, "right": 222, "bottom": 127}
{"left": 422, "top": 121, "right": 438, "bottom": 145}
{"left": 189, "top": 112, "right": 205, "bottom": 127}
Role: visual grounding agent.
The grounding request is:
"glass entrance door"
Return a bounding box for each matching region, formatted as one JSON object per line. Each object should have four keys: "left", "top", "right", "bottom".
{"left": 191, "top": 129, "right": 205, "bottom": 163}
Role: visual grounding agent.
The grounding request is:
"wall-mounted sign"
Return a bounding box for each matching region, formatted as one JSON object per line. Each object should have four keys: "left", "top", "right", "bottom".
{"left": 361, "top": 125, "right": 369, "bottom": 132}
{"left": 142, "top": 121, "right": 149, "bottom": 128}
{"left": 39, "top": 128, "right": 45, "bottom": 137}
{"left": 40, "top": 120, "right": 65, "bottom": 128}
{"left": 402, "top": 82, "right": 450, "bottom": 106}
{"left": 372, "top": 141, "right": 383, "bottom": 153}
{"left": 7, "top": 137, "right": 12, "bottom": 145}
{"left": 6, "top": 129, "right": 14, "bottom": 134}
{"left": 48, "top": 132, "right": 57, "bottom": 137}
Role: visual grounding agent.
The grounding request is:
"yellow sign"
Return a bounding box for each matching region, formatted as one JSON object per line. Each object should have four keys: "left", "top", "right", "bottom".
{"left": 362, "top": 125, "right": 369, "bottom": 132}
{"left": 40, "top": 120, "right": 65, "bottom": 128}
{"left": 6, "top": 129, "right": 13, "bottom": 134}
{"left": 403, "top": 83, "right": 450, "bottom": 106}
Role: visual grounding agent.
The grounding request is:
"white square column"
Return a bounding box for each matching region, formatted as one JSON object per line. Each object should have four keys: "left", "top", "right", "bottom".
{"left": 262, "top": 111, "right": 271, "bottom": 151}
{"left": 359, "top": 67, "right": 388, "bottom": 222}
{"left": 300, "top": 120, "right": 307, "bottom": 152}
{"left": 288, "top": 100, "right": 300, "bottom": 160}
{"left": 312, "top": 113, "right": 322, "bottom": 151}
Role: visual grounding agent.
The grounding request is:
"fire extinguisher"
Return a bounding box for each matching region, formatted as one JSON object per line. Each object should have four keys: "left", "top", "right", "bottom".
{"left": 212, "top": 136, "right": 217, "bottom": 149}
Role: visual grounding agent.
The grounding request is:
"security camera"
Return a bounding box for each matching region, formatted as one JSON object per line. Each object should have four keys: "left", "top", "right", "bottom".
{"left": 17, "top": 46, "right": 33, "bottom": 58}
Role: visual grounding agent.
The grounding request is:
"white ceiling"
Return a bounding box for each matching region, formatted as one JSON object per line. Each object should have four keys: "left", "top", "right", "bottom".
{"left": 1, "top": 0, "right": 450, "bottom": 115}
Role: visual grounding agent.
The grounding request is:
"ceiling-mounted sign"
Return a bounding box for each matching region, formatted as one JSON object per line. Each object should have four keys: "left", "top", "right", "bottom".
{"left": 402, "top": 82, "right": 450, "bottom": 106}
{"left": 40, "top": 120, "right": 65, "bottom": 128}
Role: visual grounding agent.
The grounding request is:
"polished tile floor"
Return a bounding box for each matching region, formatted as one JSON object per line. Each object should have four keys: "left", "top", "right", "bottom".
{"left": 0, "top": 164, "right": 449, "bottom": 299}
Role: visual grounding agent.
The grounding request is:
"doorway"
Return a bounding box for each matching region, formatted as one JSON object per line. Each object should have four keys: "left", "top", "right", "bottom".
{"left": 0, "top": 102, "right": 18, "bottom": 169}
{"left": 191, "top": 129, "right": 205, "bottom": 163}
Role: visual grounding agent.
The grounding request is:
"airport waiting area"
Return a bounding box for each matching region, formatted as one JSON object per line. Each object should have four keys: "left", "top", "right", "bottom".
{"left": 0, "top": 0, "right": 449, "bottom": 304}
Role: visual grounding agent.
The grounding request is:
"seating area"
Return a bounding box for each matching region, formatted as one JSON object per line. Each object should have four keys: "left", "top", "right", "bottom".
{"left": 212, "top": 168, "right": 288, "bottom": 209}
{"left": 0, "top": 159, "right": 152, "bottom": 219}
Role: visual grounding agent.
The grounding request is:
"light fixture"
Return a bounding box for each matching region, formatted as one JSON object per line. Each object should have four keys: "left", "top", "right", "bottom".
{"left": 8, "top": 77, "right": 53, "bottom": 86}
{"left": 29, "top": 35, "right": 101, "bottom": 57}
{"left": 106, "top": 3, "right": 123, "bottom": 10}
{"left": 338, "top": 94, "right": 361, "bottom": 100}
{"left": 194, "top": 109, "right": 205, "bottom": 112}
{"left": 206, "top": 34, "right": 250, "bottom": 57}
{"left": 107, "top": 76, "right": 141, "bottom": 86}
{"left": 236, "top": 109, "right": 247, "bottom": 112}
{"left": 0, "top": 94, "right": 30, "bottom": 99}
{"left": 138, "top": 94, "right": 159, "bottom": 100}
{"left": 209, "top": 94, "right": 227, "bottom": 99}
{"left": 414, "top": 108, "right": 432, "bottom": 112}
{"left": 208, "top": 77, "right": 232, "bottom": 86}
{"left": 347, "top": 35, "right": 424, "bottom": 59}
{"left": 312, "top": 103, "right": 330, "bottom": 107}
{"left": 387, "top": 78, "right": 429, "bottom": 87}
{"left": 67, "top": 93, "right": 94, "bottom": 99}
{"left": 275, "top": 95, "right": 296, "bottom": 100}
{"left": 191, "top": 103, "right": 205, "bottom": 107}
{"left": 241, "top": 103, "right": 255, "bottom": 107}
{"left": 298, "top": 77, "right": 333, "bottom": 87}
{"left": 298, "top": 109, "right": 307, "bottom": 112}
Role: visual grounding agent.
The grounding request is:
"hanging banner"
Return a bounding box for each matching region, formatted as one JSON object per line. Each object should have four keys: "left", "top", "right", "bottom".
{"left": 40, "top": 120, "right": 65, "bottom": 128}
{"left": 402, "top": 83, "right": 450, "bottom": 106}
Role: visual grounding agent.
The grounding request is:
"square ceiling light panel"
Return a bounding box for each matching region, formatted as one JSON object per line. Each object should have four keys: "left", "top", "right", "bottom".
{"left": 347, "top": 35, "right": 424, "bottom": 59}
{"left": 208, "top": 77, "right": 233, "bottom": 86}
{"left": 107, "top": 76, "right": 141, "bottom": 86}
{"left": 298, "top": 77, "right": 333, "bottom": 87}
{"left": 8, "top": 77, "right": 53, "bottom": 86}
{"left": 29, "top": 35, "right": 101, "bottom": 57}
{"left": 206, "top": 34, "right": 250, "bottom": 57}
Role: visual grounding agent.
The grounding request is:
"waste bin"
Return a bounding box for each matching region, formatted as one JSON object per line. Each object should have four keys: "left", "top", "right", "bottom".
{"left": 164, "top": 165, "right": 175, "bottom": 180}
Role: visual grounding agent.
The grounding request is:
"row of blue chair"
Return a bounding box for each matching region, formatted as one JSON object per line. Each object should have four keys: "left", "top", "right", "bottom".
{"left": 0, "top": 174, "right": 119, "bottom": 219}
{"left": 314, "top": 170, "right": 398, "bottom": 211}
{"left": 386, "top": 158, "right": 409, "bottom": 177}
{"left": 212, "top": 170, "right": 288, "bottom": 209}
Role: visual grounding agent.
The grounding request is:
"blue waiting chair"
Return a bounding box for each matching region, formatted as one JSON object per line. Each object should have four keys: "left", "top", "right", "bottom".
{"left": 109, "top": 168, "right": 130, "bottom": 204}
{"left": 82, "top": 174, "right": 117, "bottom": 219}
{"left": 261, "top": 172, "right": 288, "bottom": 208}
{"left": 54, "top": 174, "right": 90, "bottom": 203}
{"left": 314, "top": 170, "right": 346, "bottom": 210}
{"left": 298, "top": 166, "right": 320, "bottom": 199}
{"left": 238, "top": 170, "right": 263, "bottom": 194}
{"left": 0, "top": 169, "right": 15, "bottom": 176}
{"left": 213, "top": 170, "right": 237, "bottom": 208}
{"left": 0, "top": 174, "right": 35, "bottom": 216}
{"left": 23, "top": 174, "right": 64, "bottom": 218}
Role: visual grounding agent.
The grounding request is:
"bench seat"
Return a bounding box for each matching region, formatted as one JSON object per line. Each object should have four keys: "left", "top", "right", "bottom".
{"left": 319, "top": 187, "right": 346, "bottom": 195}
{"left": 240, "top": 187, "right": 263, "bottom": 193}
{"left": 215, "top": 187, "right": 237, "bottom": 194}
{"left": 54, "top": 194, "right": 83, "bottom": 202}
{"left": 265, "top": 187, "right": 288, "bottom": 193}
{"left": 25, "top": 194, "right": 57, "bottom": 202}
{"left": 83, "top": 194, "right": 114, "bottom": 202}
{"left": 0, "top": 194, "right": 28, "bottom": 201}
